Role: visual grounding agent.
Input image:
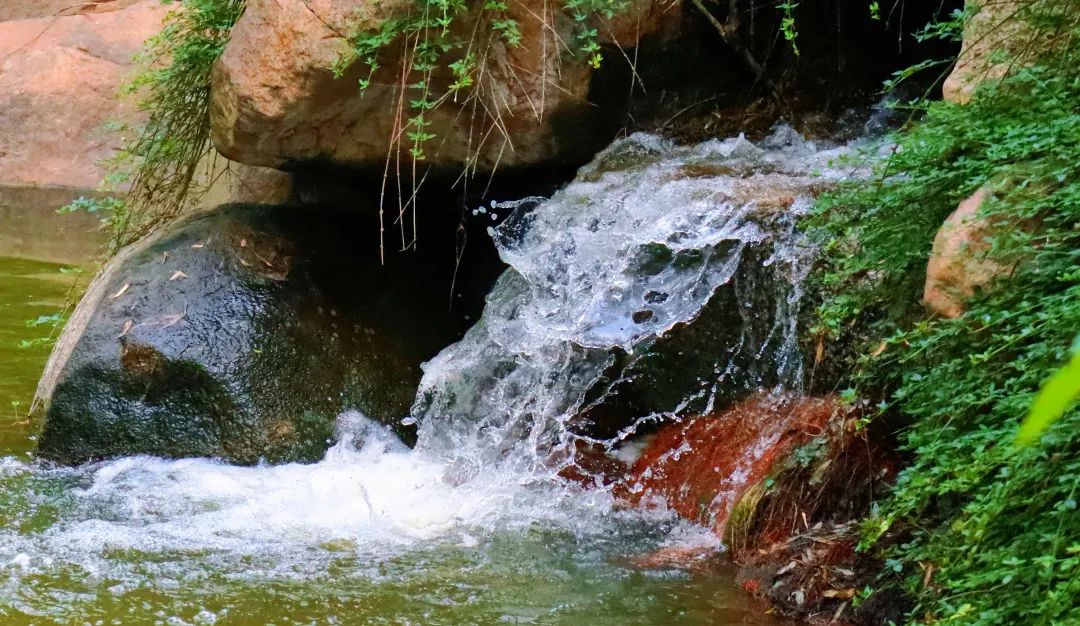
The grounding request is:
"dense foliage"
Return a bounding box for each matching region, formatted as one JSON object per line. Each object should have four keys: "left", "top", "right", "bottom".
{"left": 809, "top": 2, "right": 1080, "bottom": 623}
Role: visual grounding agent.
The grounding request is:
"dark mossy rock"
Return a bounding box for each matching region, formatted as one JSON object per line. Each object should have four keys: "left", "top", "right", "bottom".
{"left": 34, "top": 203, "right": 494, "bottom": 464}
{"left": 570, "top": 235, "right": 808, "bottom": 440}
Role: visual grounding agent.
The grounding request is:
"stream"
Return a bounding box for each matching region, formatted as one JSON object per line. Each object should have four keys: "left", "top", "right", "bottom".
{"left": 0, "top": 127, "right": 868, "bottom": 624}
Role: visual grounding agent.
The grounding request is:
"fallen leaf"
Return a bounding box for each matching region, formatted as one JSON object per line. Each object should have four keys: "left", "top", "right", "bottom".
{"left": 815, "top": 335, "right": 825, "bottom": 365}
{"left": 117, "top": 319, "right": 133, "bottom": 338}
{"left": 161, "top": 252, "right": 168, "bottom": 264}
{"left": 153, "top": 313, "right": 185, "bottom": 329}
{"left": 871, "top": 341, "right": 887, "bottom": 357}
{"left": 823, "top": 588, "right": 856, "bottom": 599}
{"left": 191, "top": 242, "right": 205, "bottom": 249}
{"left": 109, "top": 283, "right": 130, "bottom": 299}
{"left": 169, "top": 271, "right": 188, "bottom": 281}
{"left": 777, "top": 561, "right": 798, "bottom": 576}
{"left": 922, "top": 562, "right": 935, "bottom": 586}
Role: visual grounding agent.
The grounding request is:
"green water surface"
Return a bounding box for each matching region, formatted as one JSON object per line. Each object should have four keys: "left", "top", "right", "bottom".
{"left": 0, "top": 256, "right": 72, "bottom": 456}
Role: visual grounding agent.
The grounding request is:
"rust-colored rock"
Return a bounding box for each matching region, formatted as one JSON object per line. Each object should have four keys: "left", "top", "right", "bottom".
{"left": 210, "top": 0, "right": 676, "bottom": 172}
{"left": 619, "top": 391, "right": 902, "bottom": 623}
{"left": 621, "top": 394, "right": 837, "bottom": 537}
{"left": 923, "top": 187, "right": 1009, "bottom": 318}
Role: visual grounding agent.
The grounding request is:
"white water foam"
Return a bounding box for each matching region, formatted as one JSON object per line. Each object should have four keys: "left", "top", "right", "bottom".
{"left": 0, "top": 412, "right": 690, "bottom": 584}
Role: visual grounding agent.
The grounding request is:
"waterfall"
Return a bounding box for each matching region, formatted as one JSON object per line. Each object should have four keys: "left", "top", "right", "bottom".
{"left": 0, "top": 128, "right": 870, "bottom": 622}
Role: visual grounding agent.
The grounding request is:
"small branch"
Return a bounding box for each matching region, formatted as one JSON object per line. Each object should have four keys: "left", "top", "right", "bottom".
{"left": 690, "top": 0, "right": 782, "bottom": 103}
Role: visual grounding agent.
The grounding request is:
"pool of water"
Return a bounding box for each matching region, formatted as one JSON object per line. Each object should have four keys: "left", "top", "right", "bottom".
{"left": 0, "top": 255, "right": 789, "bottom": 625}
{"left": 0, "top": 439, "right": 784, "bottom": 625}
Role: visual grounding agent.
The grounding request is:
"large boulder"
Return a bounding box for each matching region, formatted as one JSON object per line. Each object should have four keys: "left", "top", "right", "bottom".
{"left": 210, "top": 0, "right": 675, "bottom": 172}
{"left": 0, "top": 1, "right": 168, "bottom": 189}
{"left": 0, "top": 1, "right": 291, "bottom": 226}
{"left": 0, "top": 0, "right": 143, "bottom": 23}
{"left": 33, "top": 204, "right": 483, "bottom": 464}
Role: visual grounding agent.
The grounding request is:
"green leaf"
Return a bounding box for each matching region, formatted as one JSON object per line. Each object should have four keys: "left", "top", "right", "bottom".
{"left": 1016, "top": 336, "right": 1080, "bottom": 445}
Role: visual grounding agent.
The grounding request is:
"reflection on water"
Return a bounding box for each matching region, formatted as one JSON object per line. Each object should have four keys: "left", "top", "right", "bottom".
{"left": 0, "top": 256, "right": 73, "bottom": 456}
{"left": 0, "top": 185, "right": 106, "bottom": 265}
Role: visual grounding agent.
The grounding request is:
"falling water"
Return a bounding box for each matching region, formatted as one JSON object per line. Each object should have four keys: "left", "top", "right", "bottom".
{"left": 412, "top": 127, "right": 865, "bottom": 476}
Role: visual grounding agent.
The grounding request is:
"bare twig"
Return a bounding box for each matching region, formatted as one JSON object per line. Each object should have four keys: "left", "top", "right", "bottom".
{"left": 690, "top": 0, "right": 783, "bottom": 103}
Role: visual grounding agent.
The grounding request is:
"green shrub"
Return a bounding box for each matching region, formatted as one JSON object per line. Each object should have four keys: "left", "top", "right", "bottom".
{"left": 808, "top": 2, "right": 1080, "bottom": 623}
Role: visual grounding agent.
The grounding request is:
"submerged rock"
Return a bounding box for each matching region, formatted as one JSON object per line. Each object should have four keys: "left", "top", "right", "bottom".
{"left": 34, "top": 204, "right": 477, "bottom": 464}
{"left": 210, "top": 0, "right": 675, "bottom": 173}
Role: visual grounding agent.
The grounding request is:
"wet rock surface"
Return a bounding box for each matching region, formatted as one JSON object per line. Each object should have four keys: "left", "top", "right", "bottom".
{"left": 619, "top": 394, "right": 838, "bottom": 536}
{"left": 35, "top": 204, "right": 491, "bottom": 464}
{"left": 617, "top": 393, "right": 903, "bottom": 624}
{"left": 408, "top": 129, "right": 869, "bottom": 479}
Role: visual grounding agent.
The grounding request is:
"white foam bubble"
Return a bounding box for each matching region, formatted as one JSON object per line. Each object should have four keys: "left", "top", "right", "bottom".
{"left": 0, "top": 413, "right": 654, "bottom": 584}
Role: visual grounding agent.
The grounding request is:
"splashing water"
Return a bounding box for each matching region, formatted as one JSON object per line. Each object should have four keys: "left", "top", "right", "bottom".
{"left": 0, "top": 412, "right": 723, "bottom": 623}
{"left": 0, "top": 128, "right": 870, "bottom": 623}
{"left": 0, "top": 413, "right": 631, "bottom": 571}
